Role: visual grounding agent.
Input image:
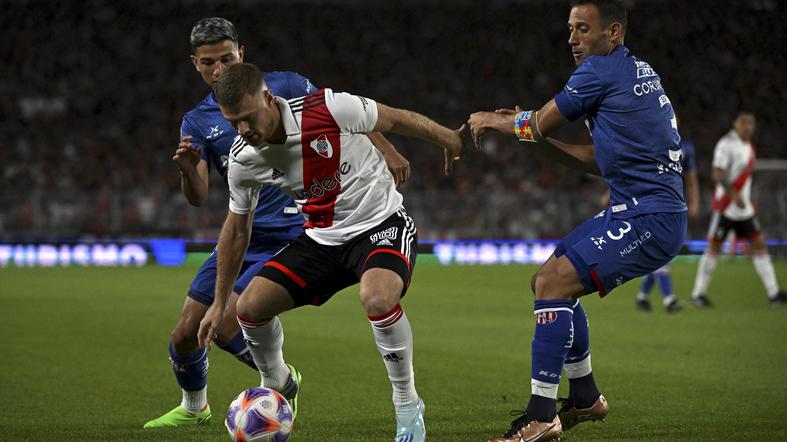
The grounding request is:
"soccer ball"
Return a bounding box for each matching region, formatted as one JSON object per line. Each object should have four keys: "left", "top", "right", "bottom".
{"left": 225, "top": 387, "right": 293, "bottom": 442}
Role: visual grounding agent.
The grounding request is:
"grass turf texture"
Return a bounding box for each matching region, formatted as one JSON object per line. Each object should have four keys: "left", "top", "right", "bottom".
{"left": 1, "top": 260, "right": 786, "bottom": 441}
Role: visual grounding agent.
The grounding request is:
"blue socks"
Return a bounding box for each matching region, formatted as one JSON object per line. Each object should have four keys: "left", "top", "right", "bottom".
{"left": 169, "top": 342, "right": 208, "bottom": 392}
{"left": 170, "top": 331, "right": 257, "bottom": 393}
{"left": 217, "top": 331, "right": 258, "bottom": 371}
{"left": 656, "top": 271, "right": 673, "bottom": 297}
{"left": 639, "top": 273, "right": 656, "bottom": 295}
{"left": 527, "top": 299, "right": 574, "bottom": 421}
{"left": 565, "top": 301, "right": 599, "bottom": 408}
{"left": 565, "top": 300, "right": 589, "bottom": 364}
{"left": 639, "top": 271, "right": 673, "bottom": 299}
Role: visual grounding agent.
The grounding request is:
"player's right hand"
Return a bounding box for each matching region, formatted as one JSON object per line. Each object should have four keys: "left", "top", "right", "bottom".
{"left": 731, "top": 189, "right": 745, "bottom": 208}
{"left": 197, "top": 304, "right": 225, "bottom": 351}
{"left": 444, "top": 124, "right": 467, "bottom": 176}
{"left": 173, "top": 136, "right": 203, "bottom": 175}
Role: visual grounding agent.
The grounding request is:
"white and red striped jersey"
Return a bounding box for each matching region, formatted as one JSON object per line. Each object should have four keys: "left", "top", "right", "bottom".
{"left": 711, "top": 129, "right": 755, "bottom": 220}
{"left": 227, "top": 88, "right": 402, "bottom": 245}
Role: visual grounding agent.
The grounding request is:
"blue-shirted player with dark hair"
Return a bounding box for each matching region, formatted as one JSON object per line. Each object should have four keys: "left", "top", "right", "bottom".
{"left": 469, "top": 0, "right": 687, "bottom": 440}
{"left": 144, "top": 17, "right": 411, "bottom": 429}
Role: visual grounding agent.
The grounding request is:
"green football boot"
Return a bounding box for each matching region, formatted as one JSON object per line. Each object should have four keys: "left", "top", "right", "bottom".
{"left": 276, "top": 364, "right": 301, "bottom": 423}
{"left": 143, "top": 404, "right": 212, "bottom": 428}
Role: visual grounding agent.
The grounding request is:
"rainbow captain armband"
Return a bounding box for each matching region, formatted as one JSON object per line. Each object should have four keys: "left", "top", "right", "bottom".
{"left": 514, "top": 110, "right": 536, "bottom": 142}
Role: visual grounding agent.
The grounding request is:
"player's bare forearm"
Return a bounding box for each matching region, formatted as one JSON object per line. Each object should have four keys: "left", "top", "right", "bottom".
{"left": 712, "top": 167, "right": 728, "bottom": 190}
{"left": 174, "top": 142, "right": 209, "bottom": 205}
{"left": 375, "top": 103, "right": 464, "bottom": 175}
{"left": 375, "top": 104, "right": 456, "bottom": 149}
{"left": 542, "top": 137, "right": 601, "bottom": 176}
{"left": 180, "top": 166, "right": 209, "bottom": 206}
{"left": 214, "top": 211, "right": 252, "bottom": 311}
{"left": 366, "top": 131, "right": 410, "bottom": 187}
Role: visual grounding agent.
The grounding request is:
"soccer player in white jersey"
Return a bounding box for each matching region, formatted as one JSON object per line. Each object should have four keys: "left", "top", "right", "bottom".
{"left": 197, "top": 63, "right": 465, "bottom": 442}
{"left": 144, "top": 17, "right": 413, "bottom": 430}
{"left": 691, "top": 111, "right": 786, "bottom": 307}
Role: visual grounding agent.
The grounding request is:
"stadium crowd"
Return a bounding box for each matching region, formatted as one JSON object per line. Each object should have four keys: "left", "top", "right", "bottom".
{"left": 2, "top": 0, "right": 785, "bottom": 240}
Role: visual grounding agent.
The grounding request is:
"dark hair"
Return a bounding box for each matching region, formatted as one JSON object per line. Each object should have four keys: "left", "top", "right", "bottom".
{"left": 215, "top": 63, "right": 265, "bottom": 110}
{"left": 189, "top": 17, "right": 238, "bottom": 52}
{"left": 572, "top": 0, "right": 627, "bottom": 36}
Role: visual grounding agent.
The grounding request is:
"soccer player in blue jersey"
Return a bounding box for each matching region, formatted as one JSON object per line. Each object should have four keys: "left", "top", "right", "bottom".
{"left": 468, "top": 1, "right": 687, "bottom": 440}
{"left": 144, "top": 17, "right": 410, "bottom": 429}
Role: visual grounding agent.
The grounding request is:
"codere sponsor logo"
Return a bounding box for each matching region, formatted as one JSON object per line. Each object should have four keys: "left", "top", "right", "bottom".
{"left": 294, "top": 162, "right": 352, "bottom": 200}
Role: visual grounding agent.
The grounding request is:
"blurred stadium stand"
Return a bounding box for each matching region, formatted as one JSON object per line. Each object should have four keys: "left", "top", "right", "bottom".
{"left": 2, "top": 0, "right": 784, "bottom": 241}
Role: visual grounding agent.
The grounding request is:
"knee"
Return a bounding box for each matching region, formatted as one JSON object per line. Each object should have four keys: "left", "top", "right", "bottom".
{"left": 533, "top": 269, "right": 575, "bottom": 301}
{"left": 359, "top": 269, "right": 403, "bottom": 316}
{"left": 235, "top": 296, "right": 255, "bottom": 321}
{"left": 360, "top": 287, "right": 399, "bottom": 317}
{"left": 533, "top": 272, "right": 552, "bottom": 300}
{"left": 530, "top": 273, "right": 538, "bottom": 294}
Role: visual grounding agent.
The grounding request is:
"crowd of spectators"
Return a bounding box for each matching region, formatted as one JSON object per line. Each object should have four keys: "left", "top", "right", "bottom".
{"left": 2, "top": 0, "right": 785, "bottom": 240}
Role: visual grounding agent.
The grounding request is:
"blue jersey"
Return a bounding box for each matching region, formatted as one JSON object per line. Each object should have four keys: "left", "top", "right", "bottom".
{"left": 554, "top": 45, "right": 687, "bottom": 218}
{"left": 181, "top": 71, "right": 317, "bottom": 237}
{"left": 680, "top": 139, "right": 696, "bottom": 173}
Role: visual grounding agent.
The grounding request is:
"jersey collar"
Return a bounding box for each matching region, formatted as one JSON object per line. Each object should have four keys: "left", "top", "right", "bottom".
{"left": 275, "top": 97, "right": 301, "bottom": 137}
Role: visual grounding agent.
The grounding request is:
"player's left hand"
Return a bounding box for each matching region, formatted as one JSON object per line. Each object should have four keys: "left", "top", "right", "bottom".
{"left": 467, "top": 111, "right": 515, "bottom": 150}
{"left": 382, "top": 148, "right": 411, "bottom": 188}
{"left": 197, "top": 304, "right": 225, "bottom": 351}
{"left": 494, "top": 105, "right": 523, "bottom": 115}
{"left": 443, "top": 124, "right": 467, "bottom": 175}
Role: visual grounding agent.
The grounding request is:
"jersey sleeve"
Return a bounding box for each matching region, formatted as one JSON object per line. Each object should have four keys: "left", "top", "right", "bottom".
{"left": 288, "top": 72, "right": 317, "bottom": 97}
{"left": 181, "top": 115, "right": 210, "bottom": 162}
{"left": 711, "top": 138, "right": 730, "bottom": 170}
{"left": 554, "top": 61, "right": 605, "bottom": 122}
{"left": 227, "top": 155, "right": 261, "bottom": 215}
{"left": 325, "top": 89, "right": 378, "bottom": 134}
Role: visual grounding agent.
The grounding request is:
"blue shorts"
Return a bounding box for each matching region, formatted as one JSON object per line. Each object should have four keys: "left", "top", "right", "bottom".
{"left": 554, "top": 209, "right": 687, "bottom": 297}
{"left": 188, "top": 238, "right": 294, "bottom": 306}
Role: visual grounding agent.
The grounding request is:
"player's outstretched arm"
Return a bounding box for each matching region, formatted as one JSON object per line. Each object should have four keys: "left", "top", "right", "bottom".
{"left": 174, "top": 135, "right": 209, "bottom": 206}
{"left": 198, "top": 209, "right": 252, "bottom": 350}
{"left": 374, "top": 103, "right": 466, "bottom": 175}
{"left": 468, "top": 100, "right": 600, "bottom": 175}
{"left": 366, "top": 131, "right": 411, "bottom": 187}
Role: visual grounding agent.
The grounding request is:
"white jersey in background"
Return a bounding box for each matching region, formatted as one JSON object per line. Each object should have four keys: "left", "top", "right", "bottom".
{"left": 227, "top": 88, "right": 402, "bottom": 245}
{"left": 711, "top": 129, "right": 755, "bottom": 220}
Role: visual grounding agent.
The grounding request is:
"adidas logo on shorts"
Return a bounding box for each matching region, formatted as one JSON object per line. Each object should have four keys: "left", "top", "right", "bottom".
{"left": 369, "top": 227, "right": 398, "bottom": 246}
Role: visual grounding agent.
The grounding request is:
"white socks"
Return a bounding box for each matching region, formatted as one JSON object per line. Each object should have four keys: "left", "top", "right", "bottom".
{"left": 692, "top": 253, "right": 718, "bottom": 298}
{"left": 369, "top": 304, "right": 418, "bottom": 407}
{"left": 238, "top": 315, "right": 291, "bottom": 391}
{"left": 181, "top": 386, "right": 207, "bottom": 413}
{"left": 753, "top": 253, "right": 780, "bottom": 297}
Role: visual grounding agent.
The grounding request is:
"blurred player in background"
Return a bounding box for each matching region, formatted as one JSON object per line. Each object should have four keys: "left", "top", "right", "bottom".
{"left": 145, "top": 17, "right": 410, "bottom": 429}
{"left": 469, "top": 0, "right": 687, "bottom": 440}
{"left": 691, "top": 111, "right": 786, "bottom": 307}
{"left": 197, "top": 63, "right": 465, "bottom": 442}
{"left": 601, "top": 118, "right": 699, "bottom": 313}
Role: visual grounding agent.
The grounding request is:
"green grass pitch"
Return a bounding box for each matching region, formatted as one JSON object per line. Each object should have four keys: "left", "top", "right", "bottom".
{"left": 1, "top": 259, "right": 786, "bottom": 441}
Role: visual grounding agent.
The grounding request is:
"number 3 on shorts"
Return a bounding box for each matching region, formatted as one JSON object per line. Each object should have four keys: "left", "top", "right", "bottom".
{"left": 606, "top": 221, "right": 632, "bottom": 241}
